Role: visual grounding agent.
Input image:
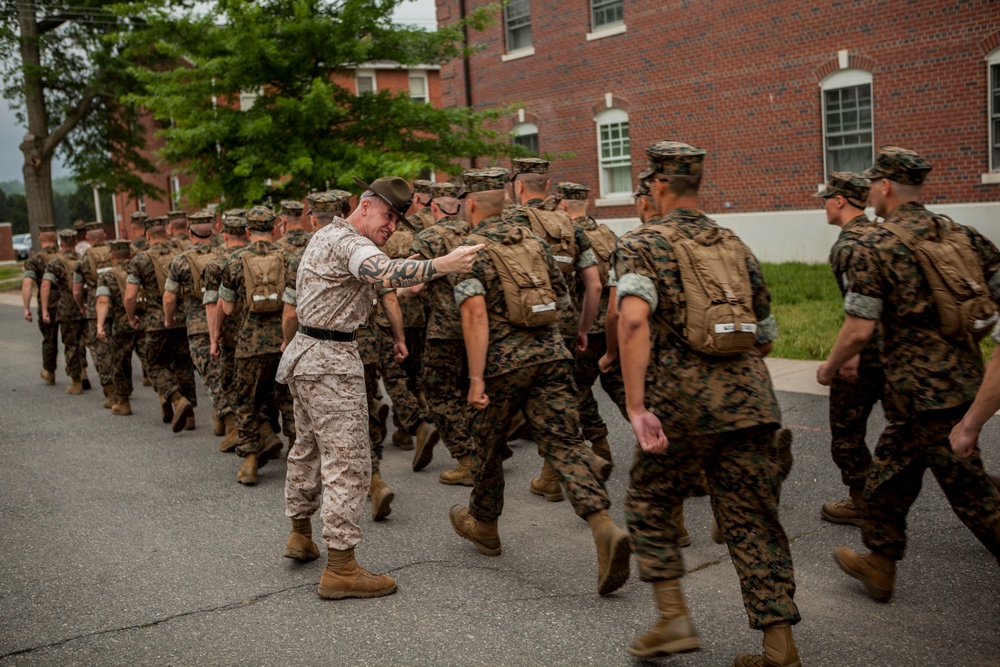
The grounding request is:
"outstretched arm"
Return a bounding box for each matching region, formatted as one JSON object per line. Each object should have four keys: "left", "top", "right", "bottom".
{"left": 357, "top": 243, "right": 484, "bottom": 288}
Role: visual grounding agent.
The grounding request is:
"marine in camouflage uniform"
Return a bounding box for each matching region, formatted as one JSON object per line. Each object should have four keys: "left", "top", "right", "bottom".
{"left": 128, "top": 211, "right": 153, "bottom": 387}
{"left": 450, "top": 168, "right": 631, "bottom": 598}
{"left": 126, "top": 216, "right": 198, "bottom": 431}
{"left": 21, "top": 225, "right": 61, "bottom": 383}
{"left": 203, "top": 216, "right": 248, "bottom": 450}
{"left": 409, "top": 179, "right": 436, "bottom": 231}
{"left": 276, "top": 200, "right": 311, "bottom": 261}
{"left": 814, "top": 173, "right": 880, "bottom": 526}
{"left": 96, "top": 240, "right": 138, "bottom": 413}
{"left": 409, "top": 181, "right": 477, "bottom": 483}
{"left": 167, "top": 210, "right": 192, "bottom": 253}
{"left": 505, "top": 158, "right": 602, "bottom": 499}
{"left": 219, "top": 205, "right": 294, "bottom": 485}
{"left": 820, "top": 147, "right": 1000, "bottom": 600}
{"left": 41, "top": 230, "right": 87, "bottom": 392}
{"left": 164, "top": 211, "right": 221, "bottom": 432}
{"left": 616, "top": 142, "right": 799, "bottom": 664}
{"left": 75, "top": 221, "right": 116, "bottom": 405}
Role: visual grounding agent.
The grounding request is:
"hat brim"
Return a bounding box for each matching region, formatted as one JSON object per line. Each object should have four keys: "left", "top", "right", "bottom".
{"left": 352, "top": 176, "right": 415, "bottom": 232}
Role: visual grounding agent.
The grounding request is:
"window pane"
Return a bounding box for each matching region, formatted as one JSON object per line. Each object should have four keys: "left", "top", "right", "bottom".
{"left": 409, "top": 75, "right": 426, "bottom": 103}
{"left": 357, "top": 76, "right": 374, "bottom": 94}
{"left": 505, "top": 0, "right": 532, "bottom": 50}
{"left": 592, "top": 0, "right": 623, "bottom": 29}
{"left": 604, "top": 165, "right": 632, "bottom": 196}
{"left": 598, "top": 118, "right": 631, "bottom": 197}
{"left": 824, "top": 83, "right": 872, "bottom": 178}
{"left": 513, "top": 133, "right": 539, "bottom": 154}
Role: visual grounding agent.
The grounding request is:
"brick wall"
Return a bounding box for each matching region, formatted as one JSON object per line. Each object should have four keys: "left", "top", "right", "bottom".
{"left": 438, "top": 0, "right": 1000, "bottom": 219}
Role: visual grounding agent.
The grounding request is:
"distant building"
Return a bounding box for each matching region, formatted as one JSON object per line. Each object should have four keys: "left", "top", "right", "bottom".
{"left": 436, "top": 0, "right": 1000, "bottom": 261}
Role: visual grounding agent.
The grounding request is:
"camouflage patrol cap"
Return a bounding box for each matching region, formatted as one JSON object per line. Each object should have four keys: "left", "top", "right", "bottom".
{"left": 557, "top": 182, "right": 589, "bottom": 201}
{"left": 222, "top": 217, "right": 248, "bottom": 234}
{"left": 814, "top": 172, "right": 870, "bottom": 207}
{"left": 457, "top": 168, "right": 510, "bottom": 198}
{"left": 280, "top": 200, "right": 304, "bottom": 216}
{"left": 244, "top": 205, "right": 276, "bottom": 231}
{"left": 412, "top": 179, "right": 434, "bottom": 195}
{"left": 144, "top": 216, "right": 168, "bottom": 231}
{"left": 510, "top": 157, "right": 549, "bottom": 180}
{"left": 307, "top": 190, "right": 352, "bottom": 213}
{"left": 38, "top": 224, "right": 56, "bottom": 233}
{"left": 129, "top": 210, "right": 148, "bottom": 223}
{"left": 645, "top": 141, "right": 706, "bottom": 176}
{"left": 167, "top": 210, "right": 187, "bottom": 220}
{"left": 222, "top": 208, "right": 246, "bottom": 219}
{"left": 85, "top": 221, "right": 104, "bottom": 232}
{"left": 863, "top": 146, "right": 932, "bottom": 186}
{"left": 58, "top": 228, "right": 77, "bottom": 242}
{"left": 633, "top": 167, "right": 655, "bottom": 198}
{"left": 72, "top": 219, "right": 86, "bottom": 231}
{"left": 430, "top": 182, "right": 460, "bottom": 199}
{"left": 188, "top": 210, "right": 215, "bottom": 223}
{"left": 108, "top": 239, "right": 132, "bottom": 254}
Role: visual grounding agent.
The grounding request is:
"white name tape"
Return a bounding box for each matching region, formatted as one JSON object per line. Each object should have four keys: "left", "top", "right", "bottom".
{"left": 252, "top": 294, "right": 279, "bottom": 302}
{"left": 532, "top": 302, "right": 557, "bottom": 313}
{"left": 97, "top": 267, "right": 113, "bottom": 274}
{"left": 714, "top": 323, "right": 758, "bottom": 334}
{"left": 554, "top": 255, "right": 573, "bottom": 264}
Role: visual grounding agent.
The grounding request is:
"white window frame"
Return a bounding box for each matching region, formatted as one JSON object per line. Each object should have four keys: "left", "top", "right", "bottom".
{"left": 169, "top": 176, "right": 181, "bottom": 209}
{"left": 408, "top": 70, "right": 428, "bottom": 103}
{"left": 985, "top": 49, "right": 1000, "bottom": 183}
{"left": 820, "top": 69, "right": 874, "bottom": 182}
{"left": 136, "top": 193, "right": 146, "bottom": 213}
{"left": 239, "top": 88, "right": 261, "bottom": 111}
{"left": 595, "top": 108, "right": 632, "bottom": 203}
{"left": 503, "top": 0, "right": 532, "bottom": 57}
{"left": 589, "top": 0, "right": 624, "bottom": 35}
{"left": 356, "top": 69, "right": 377, "bottom": 95}
{"left": 512, "top": 122, "right": 539, "bottom": 154}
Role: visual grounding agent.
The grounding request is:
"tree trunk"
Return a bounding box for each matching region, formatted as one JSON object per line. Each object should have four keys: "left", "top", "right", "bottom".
{"left": 17, "top": 0, "right": 54, "bottom": 251}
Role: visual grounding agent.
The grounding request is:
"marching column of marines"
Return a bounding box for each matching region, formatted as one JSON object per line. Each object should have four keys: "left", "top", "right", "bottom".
{"left": 19, "top": 142, "right": 1000, "bottom": 667}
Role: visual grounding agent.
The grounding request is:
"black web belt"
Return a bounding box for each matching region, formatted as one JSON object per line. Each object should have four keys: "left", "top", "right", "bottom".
{"left": 298, "top": 324, "right": 356, "bottom": 342}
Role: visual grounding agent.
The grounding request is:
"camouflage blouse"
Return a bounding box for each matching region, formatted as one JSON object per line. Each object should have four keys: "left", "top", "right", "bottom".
{"left": 96, "top": 265, "right": 133, "bottom": 334}
{"left": 127, "top": 241, "right": 184, "bottom": 332}
{"left": 23, "top": 245, "right": 60, "bottom": 309}
{"left": 165, "top": 243, "right": 218, "bottom": 336}
{"left": 829, "top": 214, "right": 881, "bottom": 369}
{"left": 411, "top": 215, "right": 471, "bottom": 341}
{"left": 42, "top": 250, "right": 85, "bottom": 323}
{"left": 219, "top": 240, "right": 287, "bottom": 359}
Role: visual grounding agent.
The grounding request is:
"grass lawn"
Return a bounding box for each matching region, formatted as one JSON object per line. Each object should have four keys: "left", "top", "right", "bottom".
{"left": 0, "top": 262, "right": 23, "bottom": 292}
{"left": 762, "top": 262, "right": 995, "bottom": 361}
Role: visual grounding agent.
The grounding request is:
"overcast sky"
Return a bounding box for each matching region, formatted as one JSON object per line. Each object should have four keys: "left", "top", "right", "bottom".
{"left": 0, "top": 0, "right": 437, "bottom": 184}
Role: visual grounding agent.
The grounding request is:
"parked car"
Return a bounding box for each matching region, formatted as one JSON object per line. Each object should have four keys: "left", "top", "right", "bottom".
{"left": 11, "top": 233, "right": 31, "bottom": 261}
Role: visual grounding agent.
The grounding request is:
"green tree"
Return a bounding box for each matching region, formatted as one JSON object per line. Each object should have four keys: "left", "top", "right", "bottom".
{"left": 0, "top": 0, "right": 160, "bottom": 247}
{"left": 126, "top": 0, "right": 517, "bottom": 206}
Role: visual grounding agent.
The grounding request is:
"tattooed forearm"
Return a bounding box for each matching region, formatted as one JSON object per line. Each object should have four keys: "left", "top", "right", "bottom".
{"left": 358, "top": 255, "right": 438, "bottom": 287}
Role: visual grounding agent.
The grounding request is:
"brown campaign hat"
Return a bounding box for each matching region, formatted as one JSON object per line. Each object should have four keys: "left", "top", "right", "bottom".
{"left": 352, "top": 176, "right": 413, "bottom": 227}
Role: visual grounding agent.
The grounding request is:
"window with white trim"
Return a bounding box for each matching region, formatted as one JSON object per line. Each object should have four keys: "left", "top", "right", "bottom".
{"left": 136, "top": 193, "right": 146, "bottom": 213}
{"left": 504, "top": 0, "right": 532, "bottom": 52}
{"left": 591, "top": 0, "right": 623, "bottom": 31}
{"left": 821, "top": 69, "right": 873, "bottom": 178}
{"left": 356, "top": 69, "right": 376, "bottom": 95}
{"left": 989, "top": 49, "right": 1000, "bottom": 171}
{"left": 169, "top": 176, "right": 181, "bottom": 208}
{"left": 239, "top": 89, "right": 260, "bottom": 111}
{"left": 512, "top": 122, "right": 539, "bottom": 154}
{"left": 409, "top": 71, "right": 428, "bottom": 103}
{"left": 596, "top": 108, "right": 631, "bottom": 199}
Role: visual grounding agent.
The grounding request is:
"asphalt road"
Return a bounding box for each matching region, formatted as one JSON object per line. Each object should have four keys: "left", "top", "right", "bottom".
{"left": 0, "top": 300, "right": 998, "bottom": 667}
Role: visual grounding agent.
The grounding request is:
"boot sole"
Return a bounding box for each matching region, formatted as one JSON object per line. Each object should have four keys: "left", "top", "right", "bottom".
{"left": 820, "top": 508, "right": 864, "bottom": 527}
{"left": 449, "top": 509, "right": 501, "bottom": 557}
{"left": 372, "top": 490, "right": 394, "bottom": 521}
{"left": 412, "top": 429, "right": 439, "bottom": 471}
{"left": 627, "top": 637, "right": 701, "bottom": 658}
{"left": 219, "top": 434, "right": 238, "bottom": 453}
{"left": 317, "top": 583, "right": 397, "bottom": 599}
{"left": 237, "top": 475, "right": 257, "bottom": 485}
{"left": 111, "top": 409, "right": 132, "bottom": 416}
{"left": 439, "top": 476, "right": 474, "bottom": 486}
{"left": 530, "top": 485, "right": 564, "bottom": 502}
{"left": 284, "top": 548, "right": 320, "bottom": 562}
{"left": 833, "top": 553, "right": 893, "bottom": 602}
{"left": 597, "top": 530, "right": 632, "bottom": 596}
{"left": 171, "top": 401, "right": 194, "bottom": 433}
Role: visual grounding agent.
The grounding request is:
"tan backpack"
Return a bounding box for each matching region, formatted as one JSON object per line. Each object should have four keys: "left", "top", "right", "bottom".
{"left": 149, "top": 248, "right": 177, "bottom": 296}
{"left": 521, "top": 207, "right": 577, "bottom": 276}
{"left": 647, "top": 221, "right": 759, "bottom": 356}
{"left": 241, "top": 250, "right": 285, "bottom": 314}
{"left": 187, "top": 248, "right": 219, "bottom": 299}
{"left": 86, "top": 245, "right": 113, "bottom": 286}
{"left": 383, "top": 228, "right": 415, "bottom": 259}
{"left": 884, "top": 216, "right": 999, "bottom": 342}
{"left": 468, "top": 228, "right": 558, "bottom": 329}
{"left": 582, "top": 221, "right": 617, "bottom": 286}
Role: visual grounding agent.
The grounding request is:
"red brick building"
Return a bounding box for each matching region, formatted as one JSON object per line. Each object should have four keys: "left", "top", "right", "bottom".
{"left": 112, "top": 63, "right": 441, "bottom": 240}
{"left": 437, "top": 0, "right": 1000, "bottom": 261}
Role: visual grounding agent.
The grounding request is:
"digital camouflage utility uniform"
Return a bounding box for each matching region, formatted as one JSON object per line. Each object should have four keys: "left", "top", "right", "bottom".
{"left": 454, "top": 214, "right": 610, "bottom": 523}
{"left": 43, "top": 249, "right": 86, "bottom": 381}
{"left": 845, "top": 201, "right": 1000, "bottom": 563}
{"left": 76, "top": 243, "right": 116, "bottom": 389}
{"left": 203, "top": 244, "right": 246, "bottom": 423}
{"left": 96, "top": 263, "right": 138, "bottom": 398}
{"left": 23, "top": 244, "right": 61, "bottom": 374}
{"left": 615, "top": 206, "right": 799, "bottom": 630}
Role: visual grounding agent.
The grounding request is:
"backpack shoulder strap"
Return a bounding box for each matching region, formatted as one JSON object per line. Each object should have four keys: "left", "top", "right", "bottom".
{"left": 882, "top": 221, "right": 920, "bottom": 252}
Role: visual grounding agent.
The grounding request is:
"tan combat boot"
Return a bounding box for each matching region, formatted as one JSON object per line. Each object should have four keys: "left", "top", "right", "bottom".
{"left": 257, "top": 422, "right": 283, "bottom": 467}
{"left": 439, "top": 456, "right": 474, "bottom": 486}
{"left": 628, "top": 581, "right": 701, "bottom": 657}
{"left": 41, "top": 369, "right": 55, "bottom": 385}
{"left": 184, "top": 416, "right": 196, "bottom": 431}
{"left": 213, "top": 411, "right": 225, "bottom": 437}
{"left": 160, "top": 394, "right": 173, "bottom": 423}
{"left": 587, "top": 510, "right": 631, "bottom": 595}
{"left": 66, "top": 378, "right": 84, "bottom": 395}
{"left": 374, "top": 401, "right": 389, "bottom": 445}
{"left": 102, "top": 384, "right": 115, "bottom": 409}
{"left": 218, "top": 414, "right": 238, "bottom": 452}
{"left": 530, "top": 460, "right": 564, "bottom": 502}
{"left": 732, "top": 622, "right": 801, "bottom": 667}
{"left": 412, "top": 421, "right": 439, "bottom": 471}
{"left": 284, "top": 518, "right": 320, "bottom": 562}
{"left": 111, "top": 395, "right": 132, "bottom": 416}
{"left": 591, "top": 436, "right": 613, "bottom": 480}
{"left": 237, "top": 454, "right": 258, "bottom": 485}
{"left": 821, "top": 487, "right": 864, "bottom": 527}
{"left": 170, "top": 392, "right": 194, "bottom": 433}
{"left": 834, "top": 547, "right": 895, "bottom": 602}
{"left": 369, "top": 471, "right": 394, "bottom": 521}
{"left": 392, "top": 428, "right": 414, "bottom": 451}
{"left": 449, "top": 505, "right": 501, "bottom": 556}
{"left": 317, "top": 547, "right": 397, "bottom": 599}
{"left": 674, "top": 504, "right": 692, "bottom": 548}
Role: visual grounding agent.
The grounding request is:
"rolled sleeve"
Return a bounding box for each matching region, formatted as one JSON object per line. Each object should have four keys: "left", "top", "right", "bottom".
{"left": 42, "top": 271, "right": 58, "bottom": 283}
{"left": 163, "top": 278, "right": 180, "bottom": 293}
{"left": 454, "top": 278, "right": 485, "bottom": 307}
{"left": 347, "top": 245, "right": 384, "bottom": 280}
{"left": 23, "top": 269, "right": 37, "bottom": 281}
{"left": 202, "top": 289, "right": 219, "bottom": 305}
{"left": 283, "top": 287, "right": 297, "bottom": 306}
{"left": 844, "top": 292, "right": 883, "bottom": 320}
{"left": 576, "top": 247, "right": 598, "bottom": 270}
{"left": 95, "top": 285, "right": 112, "bottom": 298}
{"left": 126, "top": 274, "right": 142, "bottom": 285}
{"left": 218, "top": 284, "right": 237, "bottom": 303}
{"left": 607, "top": 266, "right": 617, "bottom": 288}
{"left": 73, "top": 272, "right": 83, "bottom": 284}
{"left": 756, "top": 314, "right": 778, "bottom": 345}
{"left": 616, "top": 272, "right": 659, "bottom": 311}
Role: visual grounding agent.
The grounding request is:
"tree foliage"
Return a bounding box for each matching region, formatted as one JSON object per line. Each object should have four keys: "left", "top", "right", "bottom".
{"left": 124, "top": 0, "right": 521, "bottom": 206}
